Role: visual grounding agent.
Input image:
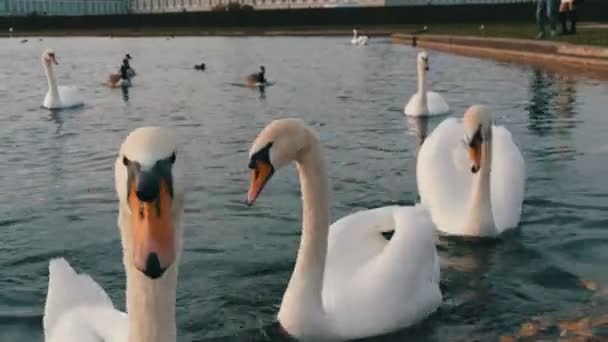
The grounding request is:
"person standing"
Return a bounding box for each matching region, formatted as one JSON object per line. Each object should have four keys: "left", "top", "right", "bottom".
{"left": 559, "top": 0, "right": 577, "bottom": 35}
{"left": 536, "top": 0, "right": 558, "bottom": 39}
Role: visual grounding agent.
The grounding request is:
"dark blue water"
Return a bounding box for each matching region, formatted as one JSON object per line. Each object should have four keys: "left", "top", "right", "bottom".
{"left": 1, "top": 36, "right": 608, "bottom": 341}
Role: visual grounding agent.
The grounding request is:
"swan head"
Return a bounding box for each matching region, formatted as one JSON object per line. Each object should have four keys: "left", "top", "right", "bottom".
{"left": 418, "top": 51, "right": 429, "bottom": 71}
{"left": 463, "top": 105, "right": 493, "bottom": 174}
{"left": 114, "top": 127, "right": 186, "bottom": 280}
{"left": 42, "top": 49, "right": 58, "bottom": 65}
{"left": 247, "top": 118, "right": 315, "bottom": 205}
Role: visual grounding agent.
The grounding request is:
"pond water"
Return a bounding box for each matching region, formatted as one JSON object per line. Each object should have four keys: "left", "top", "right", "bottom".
{"left": 1, "top": 36, "right": 608, "bottom": 341}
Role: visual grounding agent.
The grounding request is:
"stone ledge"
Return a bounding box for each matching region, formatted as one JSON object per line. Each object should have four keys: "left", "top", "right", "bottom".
{"left": 392, "top": 33, "right": 608, "bottom": 78}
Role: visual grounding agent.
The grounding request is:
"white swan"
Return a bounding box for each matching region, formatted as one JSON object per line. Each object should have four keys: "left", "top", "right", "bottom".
{"left": 404, "top": 51, "right": 449, "bottom": 117}
{"left": 417, "top": 105, "right": 525, "bottom": 237}
{"left": 247, "top": 119, "right": 441, "bottom": 340}
{"left": 41, "top": 49, "right": 84, "bottom": 109}
{"left": 44, "top": 127, "right": 187, "bottom": 342}
{"left": 351, "top": 29, "right": 368, "bottom": 45}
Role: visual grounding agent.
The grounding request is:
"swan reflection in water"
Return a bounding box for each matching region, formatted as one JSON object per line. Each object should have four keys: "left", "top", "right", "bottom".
{"left": 406, "top": 115, "right": 430, "bottom": 156}
{"left": 48, "top": 109, "right": 64, "bottom": 135}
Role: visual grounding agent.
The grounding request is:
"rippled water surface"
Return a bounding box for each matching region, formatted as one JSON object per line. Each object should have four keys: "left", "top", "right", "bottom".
{"left": 1, "top": 36, "right": 608, "bottom": 341}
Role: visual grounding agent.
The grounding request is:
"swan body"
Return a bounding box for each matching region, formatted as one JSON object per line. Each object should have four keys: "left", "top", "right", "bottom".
{"left": 351, "top": 29, "right": 368, "bottom": 45}
{"left": 404, "top": 51, "right": 449, "bottom": 117}
{"left": 44, "top": 127, "right": 187, "bottom": 342}
{"left": 417, "top": 105, "right": 525, "bottom": 237}
{"left": 41, "top": 49, "right": 84, "bottom": 109}
{"left": 247, "top": 119, "right": 442, "bottom": 340}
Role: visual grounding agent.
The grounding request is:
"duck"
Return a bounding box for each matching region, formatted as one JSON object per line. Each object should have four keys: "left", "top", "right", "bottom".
{"left": 41, "top": 49, "right": 84, "bottom": 109}
{"left": 416, "top": 105, "right": 526, "bottom": 237}
{"left": 247, "top": 118, "right": 442, "bottom": 340}
{"left": 246, "top": 66, "right": 267, "bottom": 86}
{"left": 124, "top": 54, "right": 136, "bottom": 78}
{"left": 44, "top": 127, "right": 187, "bottom": 342}
{"left": 194, "top": 63, "right": 206, "bottom": 71}
{"left": 404, "top": 51, "right": 449, "bottom": 117}
{"left": 351, "top": 29, "right": 368, "bottom": 45}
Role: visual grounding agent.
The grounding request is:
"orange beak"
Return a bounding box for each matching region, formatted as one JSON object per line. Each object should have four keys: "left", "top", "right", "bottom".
{"left": 129, "top": 179, "right": 174, "bottom": 279}
{"left": 49, "top": 54, "right": 58, "bottom": 65}
{"left": 247, "top": 160, "right": 273, "bottom": 206}
{"left": 469, "top": 142, "right": 482, "bottom": 174}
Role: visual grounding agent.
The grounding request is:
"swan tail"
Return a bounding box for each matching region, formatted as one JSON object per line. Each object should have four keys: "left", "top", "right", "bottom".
{"left": 44, "top": 258, "right": 114, "bottom": 335}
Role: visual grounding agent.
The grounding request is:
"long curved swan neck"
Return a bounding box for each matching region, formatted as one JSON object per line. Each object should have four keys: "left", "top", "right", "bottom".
{"left": 466, "top": 132, "right": 496, "bottom": 236}
{"left": 119, "top": 211, "right": 179, "bottom": 342}
{"left": 125, "top": 264, "right": 177, "bottom": 342}
{"left": 43, "top": 61, "right": 59, "bottom": 102}
{"left": 278, "top": 137, "right": 330, "bottom": 334}
{"left": 417, "top": 62, "right": 427, "bottom": 101}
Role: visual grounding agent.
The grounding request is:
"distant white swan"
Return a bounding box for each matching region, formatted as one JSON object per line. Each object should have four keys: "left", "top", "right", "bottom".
{"left": 404, "top": 51, "right": 449, "bottom": 117}
{"left": 41, "top": 49, "right": 84, "bottom": 109}
{"left": 247, "top": 119, "right": 442, "bottom": 340}
{"left": 351, "top": 29, "right": 368, "bottom": 45}
{"left": 44, "top": 127, "right": 187, "bottom": 342}
{"left": 417, "top": 105, "right": 525, "bottom": 237}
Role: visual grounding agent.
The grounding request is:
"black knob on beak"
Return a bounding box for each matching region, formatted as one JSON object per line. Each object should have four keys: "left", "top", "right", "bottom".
{"left": 136, "top": 171, "right": 161, "bottom": 202}
{"left": 143, "top": 252, "right": 166, "bottom": 279}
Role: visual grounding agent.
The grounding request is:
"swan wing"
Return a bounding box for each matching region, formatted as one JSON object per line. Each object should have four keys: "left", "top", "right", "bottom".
{"left": 57, "top": 86, "right": 84, "bottom": 108}
{"left": 426, "top": 91, "right": 450, "bottom": 115}
{"left": 490, "top": 125, "right": 526, "bottom": 232}
{"left": 323, "top": 205, "right": 442, "bottom": 338}
{"left": 44, "top": 258, "right": 127, "bottom": 342}
{"left": 417, "top": 117, "right": 472, "bottom": 234}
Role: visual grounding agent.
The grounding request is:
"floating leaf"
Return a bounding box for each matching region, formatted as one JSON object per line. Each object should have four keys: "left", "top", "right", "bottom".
{"left": 581, "top": 280, "right": 599, "bottom": 291}
{"left": 519, "top": 322, "right": 540, "bottom": 337}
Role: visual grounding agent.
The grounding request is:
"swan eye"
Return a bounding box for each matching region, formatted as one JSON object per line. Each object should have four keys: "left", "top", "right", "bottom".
{"left": 123, "top": 156, "right": 130, "bottom": 166}
{"left": 249, "top": 142, "right": 273, "bottom": 169}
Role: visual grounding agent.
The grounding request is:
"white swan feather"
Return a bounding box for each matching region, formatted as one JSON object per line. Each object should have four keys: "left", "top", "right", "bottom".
{"left": 247, "top": 119, "right": 441, "bottom": 340}
{"left": 44, "top": 258, "right": 127, "bottom": 342}
{"left": 405, "top": 51, "right": 449, "bottom": 117}
{"left": 41, "top": 49, "right": 84, "bottom": 109}
{"left": 417, "top": 105, "right": 525, "bottom": 236}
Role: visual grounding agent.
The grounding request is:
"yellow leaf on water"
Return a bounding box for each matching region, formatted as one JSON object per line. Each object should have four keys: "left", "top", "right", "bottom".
{"left": 499, "top": 336, "right": 516, "bottom": 342}
{"left": 581, "top": 279, "right": 599, "bottom": 291}
{"left": 559, "top": 317, "right": 592, "bottom": 337}
{"left": 519, "top": 321, "right": 540, "bottom": 337}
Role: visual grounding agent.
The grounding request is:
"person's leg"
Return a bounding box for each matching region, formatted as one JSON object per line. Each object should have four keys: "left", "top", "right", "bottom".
{"left": 569, "top": 3, "right": 577, "bottom": 34}
{"left": 536, "top": 0, "right": 547, "bottom": 38}
{"left": 548, "top": 0, "right": 558, "bottom": 36}
{"left": 559, "top": 2, "right": 568, "bottom": 34}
